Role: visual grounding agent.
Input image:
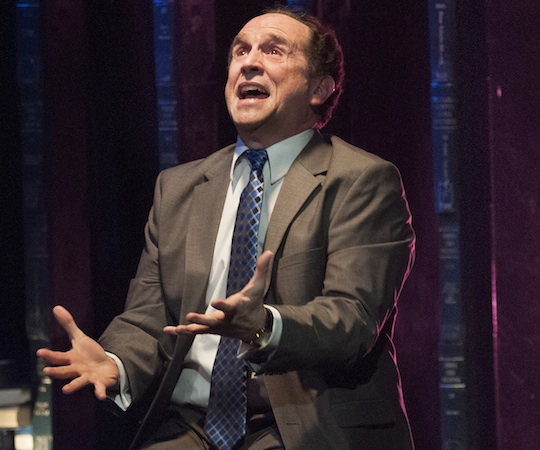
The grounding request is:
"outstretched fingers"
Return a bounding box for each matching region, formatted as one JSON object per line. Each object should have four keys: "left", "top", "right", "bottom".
{"left": 165, "top": 251, "right": 275, "bottom": 338}
{"left": 36, "top": 348, "right": 71, "bottom": 366}
{"left": 52, "top": 305, "right": 86, "bottom": 341}
{"left": 42, "top": 363, "right": 81, "bottom": 380}
{"left": 36, "top": 306, "right": 120, "bottom": 399}
{"left": 61, "top": 376, "right": 107, "bottom": 400}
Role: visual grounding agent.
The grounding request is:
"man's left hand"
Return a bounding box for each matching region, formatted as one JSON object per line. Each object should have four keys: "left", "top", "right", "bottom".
{"left": 164, "top": 250, "right": 273, "bottom": 342}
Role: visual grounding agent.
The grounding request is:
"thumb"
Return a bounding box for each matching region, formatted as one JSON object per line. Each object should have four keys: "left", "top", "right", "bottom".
{"left": 246, "top": 250, "right": 273, "bottom": 293}
{"left": 256, "top": 250, "right": 273, "bottom": 275}
{"left": 52, "top": 305, "right": 86, "bottom": 341}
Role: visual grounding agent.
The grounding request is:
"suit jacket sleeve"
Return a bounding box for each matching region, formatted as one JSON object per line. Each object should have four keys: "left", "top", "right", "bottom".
{"left": 258, "top": 143, "right": 415, "bottom": 374}
{"left": 98, "top": 169, "right": 177, "bottom": 402}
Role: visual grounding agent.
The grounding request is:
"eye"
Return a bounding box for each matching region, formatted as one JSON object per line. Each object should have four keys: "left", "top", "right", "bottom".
{"left": 264, "top": 47, "right": 282, "bottom": 57}
{"left": 232, "top": 45, "right": 248, "bottom": 57}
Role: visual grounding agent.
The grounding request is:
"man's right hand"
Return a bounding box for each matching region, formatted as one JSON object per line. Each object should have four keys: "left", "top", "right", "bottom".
{"left": 36, "top": 305, "right": 120, "bottom": 401}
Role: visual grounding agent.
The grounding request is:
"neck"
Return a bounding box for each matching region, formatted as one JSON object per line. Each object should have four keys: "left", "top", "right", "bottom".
{"left": 237, "top": 126, "right": 315, "bottom": 150}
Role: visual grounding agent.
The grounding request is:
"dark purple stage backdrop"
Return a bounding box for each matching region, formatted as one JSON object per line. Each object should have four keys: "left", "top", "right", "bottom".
{"left": 486, "top": 1, "right": 540, "bottom": 448}
{"left": 1, "top": 1, "right": 538, "bottom": 449}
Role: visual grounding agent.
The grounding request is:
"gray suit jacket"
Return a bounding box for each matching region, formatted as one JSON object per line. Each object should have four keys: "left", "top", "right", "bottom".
{"left": 99, "top": 133, "right": 416, "bottom": 449}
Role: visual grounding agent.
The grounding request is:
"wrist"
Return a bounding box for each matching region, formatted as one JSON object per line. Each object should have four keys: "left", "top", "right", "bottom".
{"left": 246, "top": 307, "right": 273, "bottom": 347}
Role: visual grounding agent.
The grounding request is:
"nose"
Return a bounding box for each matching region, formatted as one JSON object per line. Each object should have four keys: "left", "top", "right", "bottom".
{"left": 241, "top": 49, "right": 263, "bottom": 75}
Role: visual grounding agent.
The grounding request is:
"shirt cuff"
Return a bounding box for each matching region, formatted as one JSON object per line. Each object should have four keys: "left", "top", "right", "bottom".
{"left": 105, "top": 351, "right": 132, "bottom": 411}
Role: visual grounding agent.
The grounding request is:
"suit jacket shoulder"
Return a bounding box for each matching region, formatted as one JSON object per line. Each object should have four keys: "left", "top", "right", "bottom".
{"left": 157, "top": 144, "right": 236, "bottom": 188}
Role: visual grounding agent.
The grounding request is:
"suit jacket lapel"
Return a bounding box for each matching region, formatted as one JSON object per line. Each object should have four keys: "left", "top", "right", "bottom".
{"left": 180, "top": 150, "right": 233, "bottom": 321}
{"left": 264, "top": 133, "right": 331, "bottom": 259}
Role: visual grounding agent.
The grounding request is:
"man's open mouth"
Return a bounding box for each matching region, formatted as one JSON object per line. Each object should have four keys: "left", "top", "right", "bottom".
{"left": 238, "top": 84, "right": 269, "bottom": 99}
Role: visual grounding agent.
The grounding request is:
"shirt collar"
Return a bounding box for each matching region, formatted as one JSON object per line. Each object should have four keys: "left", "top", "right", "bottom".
{"left": 231, "top": 129, "right": 315, "bottom": 186}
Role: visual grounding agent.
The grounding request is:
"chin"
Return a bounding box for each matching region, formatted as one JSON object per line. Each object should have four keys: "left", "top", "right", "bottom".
{"left": 231, "top": 115, "right": 268, "bottom": 132}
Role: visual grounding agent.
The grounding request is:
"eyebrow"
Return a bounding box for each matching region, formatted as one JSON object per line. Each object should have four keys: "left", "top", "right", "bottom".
{"left": 231, "top": 33, "right": 295, "bottom": 51}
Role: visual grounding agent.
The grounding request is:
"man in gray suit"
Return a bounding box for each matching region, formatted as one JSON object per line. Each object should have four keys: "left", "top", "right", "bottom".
{"left": 38, "top": 6, "right": 416, "bottom": 449}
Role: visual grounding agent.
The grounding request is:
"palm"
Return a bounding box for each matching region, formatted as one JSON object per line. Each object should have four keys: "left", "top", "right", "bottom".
{"left": 165, "top": 250, "right": 273, "bottom": 340}
{"left": 36, "top": 306, "right": 119, "bottom": 400}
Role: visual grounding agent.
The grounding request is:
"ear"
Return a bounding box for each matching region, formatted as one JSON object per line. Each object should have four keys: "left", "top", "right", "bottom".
{"left": 309, "top": 75, "right": 336, "bottom": 106}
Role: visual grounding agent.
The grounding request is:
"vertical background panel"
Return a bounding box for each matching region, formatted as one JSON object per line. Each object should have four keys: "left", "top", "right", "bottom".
{"left": 487, "top": 1, "right": 540, "bottom": 448}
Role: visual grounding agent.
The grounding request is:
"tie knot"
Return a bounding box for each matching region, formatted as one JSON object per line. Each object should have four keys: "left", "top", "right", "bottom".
{"left": 244, "top": 150, "right": 268, "bottom": 176}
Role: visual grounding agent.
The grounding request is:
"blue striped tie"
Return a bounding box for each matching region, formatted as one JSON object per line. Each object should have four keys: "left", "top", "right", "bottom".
{"left": 204, "top": 149, "right": 268, "bottom": 450}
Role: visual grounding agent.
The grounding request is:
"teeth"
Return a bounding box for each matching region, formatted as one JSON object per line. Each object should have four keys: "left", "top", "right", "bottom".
{"left": 240, "top": 85, "right": 268, "bottom": 98}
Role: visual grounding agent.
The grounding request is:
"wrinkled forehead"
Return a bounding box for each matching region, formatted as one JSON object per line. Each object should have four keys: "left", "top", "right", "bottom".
{"left": 232, "top": 13, "right": 312, "bottom": 51}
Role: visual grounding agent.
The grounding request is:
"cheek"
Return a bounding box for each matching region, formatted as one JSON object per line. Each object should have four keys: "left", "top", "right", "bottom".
{"left": 277, "top": 67, "right": 310, "bottom": 91}
{"left": 279, "top": 80, "right": 311, "bottom": 102}
{"left": 225, "top": 83, "right": 237, "bottom": 105}
{"left": 224, "top": 82, "right": 233, "bottom": 98}
{"left": 225, "top": 67, "right": 238, "bottom": 92}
